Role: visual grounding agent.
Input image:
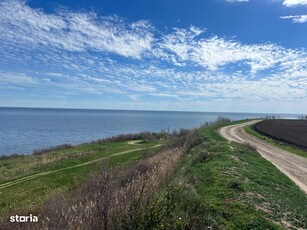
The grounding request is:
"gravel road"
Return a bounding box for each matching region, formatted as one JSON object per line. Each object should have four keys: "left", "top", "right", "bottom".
{"left": 218, "top": 120, "right": 307, "bottom": 194}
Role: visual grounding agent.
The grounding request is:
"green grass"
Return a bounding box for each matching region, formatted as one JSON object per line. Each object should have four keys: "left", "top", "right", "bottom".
{"left": 0, "top": 140, "right": 160, "bottom": 184}
{"left": 245, "top": 124, "right": 307, "bottom": 158}
{"left": 169, "top": 122, "right": 307, "bottom": 229}
{"left": 0, "top": 139, "right": 164, "bottom": 215}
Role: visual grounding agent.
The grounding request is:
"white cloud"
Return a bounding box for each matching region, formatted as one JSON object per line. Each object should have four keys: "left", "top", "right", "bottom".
{"left": 1, "top": 0, "right": 307, "bottom": 113}
{"left": 282, "top": 0, "right": 307, "bottom": 7}
{"left": 280, "top": 15, "right": 307, "bottom": 23}
{"left": 0, "top": 72, "right": 37, "bottom": 85}
{"left": 157, "top": 30, "right": 302, "bottom": 73}
{"left": 1, "top": 0, "right": 305, "bottom": 74}
{"left": 0, "top": 0, "right": 153, "bottom": 59}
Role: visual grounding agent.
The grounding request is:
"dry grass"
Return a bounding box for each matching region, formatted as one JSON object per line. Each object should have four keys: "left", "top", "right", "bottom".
{"left": 2, "top": 148, "right": 182, "bottom": 230}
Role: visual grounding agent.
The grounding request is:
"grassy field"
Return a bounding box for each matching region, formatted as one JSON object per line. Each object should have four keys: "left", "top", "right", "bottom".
{"left": 245, "top": 124, "right": 307, "bottom": 158}
{"left": 0, "top": 139, "right": 163, "bottom": 216}
{"left": 164, "top": 122, "right": 307, "bottom": 229}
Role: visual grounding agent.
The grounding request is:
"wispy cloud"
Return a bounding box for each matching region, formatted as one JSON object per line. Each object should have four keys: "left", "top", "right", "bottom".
{"left": 157, "top": 29, "right": 304, "bottom": 73}
{"left": 0, "top": 0, "right": 307, "bottom": 112}
{"left": 1, "top": 0, "right": 305, "bottom": 74}
{"left": 0, "top": 0, "right": 153, "bottom": 59}
{"left": 0, "top": 72, "right": 38, "bottom": 85}
{"left": 282, "top": 0, "right": 307, "bottom": 7}
{"left": 280, "top": 15, "right": 307, "bottom": 23}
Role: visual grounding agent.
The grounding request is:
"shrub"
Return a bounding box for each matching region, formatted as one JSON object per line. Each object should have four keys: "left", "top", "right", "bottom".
{"left": 166, "top": 128, "right": 202, "bottom": 152}
{"left": 216, "top": 117, "right": 231, "bottom": 123}
{"left": 0, "top": 153, "right": 24, "bottom": 160}
{"left": 92, "top": 131, "right": 168, "bottom": 144}
{"left": 32, "top": 144, "right": 72, "bottom": 155}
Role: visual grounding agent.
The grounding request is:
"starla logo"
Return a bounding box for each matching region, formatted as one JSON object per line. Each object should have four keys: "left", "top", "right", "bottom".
{"left": 10, "top": 214, "right": 38, "bottom": 223}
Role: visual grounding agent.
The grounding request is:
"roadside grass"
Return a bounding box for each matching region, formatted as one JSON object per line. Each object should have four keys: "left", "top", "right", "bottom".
{"left": 0, "top": 140, "right": 163, "bottom": 216}
{"left": 166, "top": 122, "right": 307, "bottom": 229}
{"left": 245, "top": 124, "right": 307, "bottom": 158}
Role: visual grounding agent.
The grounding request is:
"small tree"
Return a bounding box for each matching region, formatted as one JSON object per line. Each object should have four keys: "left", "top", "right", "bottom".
{"left": 298, "top": 115, "right": 307, "bottom": 120}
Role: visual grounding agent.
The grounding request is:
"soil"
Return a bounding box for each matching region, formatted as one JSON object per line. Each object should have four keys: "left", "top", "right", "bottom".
{"left": 254, "top": 119, "right": 307, "bottom": 150}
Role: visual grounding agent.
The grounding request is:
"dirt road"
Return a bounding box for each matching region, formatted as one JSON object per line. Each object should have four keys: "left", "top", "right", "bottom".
{"left": 218, "top": 120, "right": 307, "bottom": 194}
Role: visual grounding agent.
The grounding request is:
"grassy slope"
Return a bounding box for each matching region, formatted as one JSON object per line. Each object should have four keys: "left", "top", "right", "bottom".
{"left": 0, "top": 140, "right": 163, "bottom": 215}
{"left": 245, "top": 124, "right": 307, "bottom": 158}
{"left": 171, "top": 122, "right": 307, "bottom": 229}
{"left": 0, "top": 141, "right": 160, "bottom": 183}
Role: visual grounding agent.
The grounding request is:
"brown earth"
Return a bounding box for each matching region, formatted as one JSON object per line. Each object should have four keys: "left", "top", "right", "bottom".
{"left": 254, "top": 119, "right": 307, "bottom": 150}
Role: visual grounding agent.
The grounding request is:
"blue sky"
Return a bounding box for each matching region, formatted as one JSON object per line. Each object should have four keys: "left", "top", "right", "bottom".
{"left": 0, "top": 0, "right": 307, "bottom": 113}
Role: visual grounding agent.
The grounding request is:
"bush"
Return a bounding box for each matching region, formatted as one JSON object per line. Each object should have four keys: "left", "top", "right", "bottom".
{"left": 92, "top": 131, "right": 168, "bottom": 144}
{"left": 32, "top": 144, "right": 72, "bottom": 155}
{"left": 216, "top": 117, "right": 231, "bottom": 123}
{"left": 166, "top": 128, "right": 202, "bottom": 152}
{"left": 0, "top": 153, "right": 24, "bottom": 160}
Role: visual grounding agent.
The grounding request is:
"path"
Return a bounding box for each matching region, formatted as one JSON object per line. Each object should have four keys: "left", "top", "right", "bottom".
{"left": 0, "top": 141, "right": 161, "bottom": 189}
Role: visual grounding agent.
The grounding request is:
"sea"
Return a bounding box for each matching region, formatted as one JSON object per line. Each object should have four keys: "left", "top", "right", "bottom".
{"left": 0, "top": 107, "right": 301, "bottom": 155}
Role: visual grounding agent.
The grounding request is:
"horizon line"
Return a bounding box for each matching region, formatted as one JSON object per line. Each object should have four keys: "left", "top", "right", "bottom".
{"left": 0, "top": 106, "right": 304, "bottom": 116}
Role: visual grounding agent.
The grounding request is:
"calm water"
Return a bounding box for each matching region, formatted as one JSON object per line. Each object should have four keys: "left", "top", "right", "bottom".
{"left": 0, "top": 107, "right": 300, "bottom": 155}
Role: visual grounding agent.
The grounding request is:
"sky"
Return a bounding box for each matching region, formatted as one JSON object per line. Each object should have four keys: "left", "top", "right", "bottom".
{"left": 0, "top": 0, "right": 307, "bottom": 113}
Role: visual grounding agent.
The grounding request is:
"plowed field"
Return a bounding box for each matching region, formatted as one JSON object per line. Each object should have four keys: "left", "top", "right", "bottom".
{"left": 254, "top": 120, "right": 307, "bottom": 150}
